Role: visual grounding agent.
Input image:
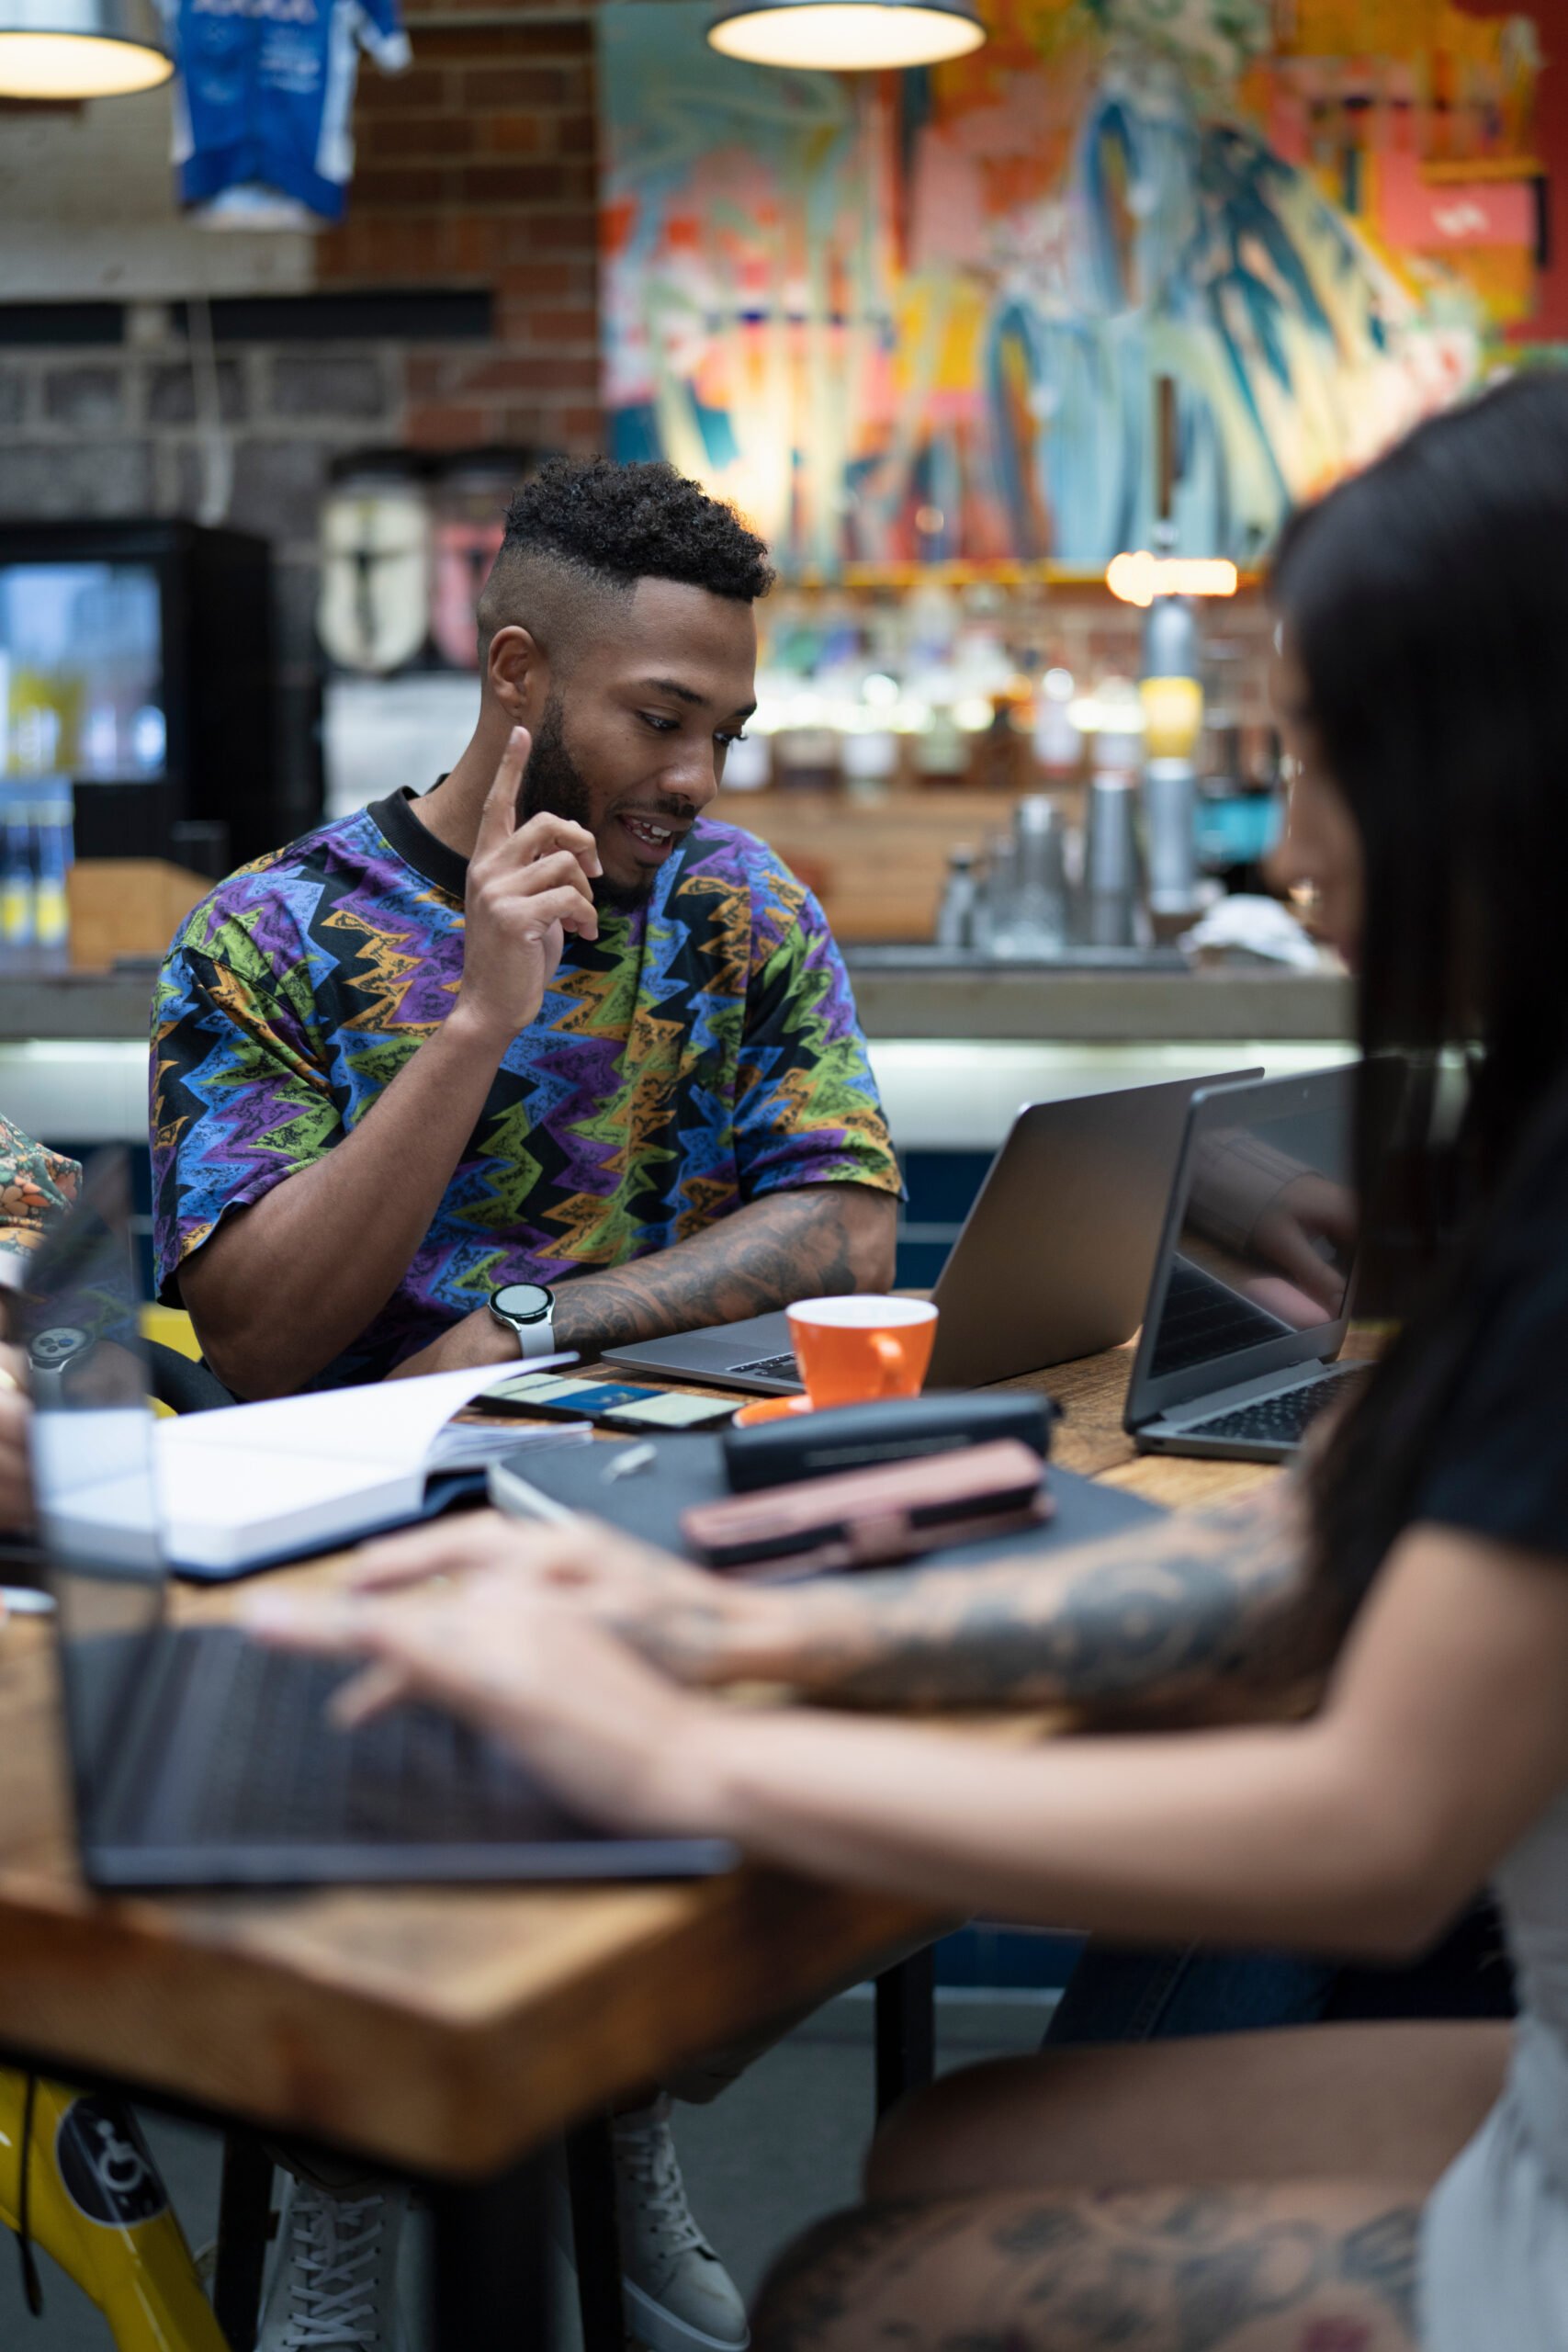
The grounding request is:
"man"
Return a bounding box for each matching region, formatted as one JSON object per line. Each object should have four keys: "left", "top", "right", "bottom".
{"left": 152, "top": 457, "right": 898, "bottom": 1402}
{"left": 151, "top": 458, "right": 902, "bottom": 2352}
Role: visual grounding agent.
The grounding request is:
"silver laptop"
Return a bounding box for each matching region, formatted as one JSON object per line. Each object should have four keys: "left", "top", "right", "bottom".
{"left": 1123, "top": 1065, "right": 1366, "bottom": 1462}
{"left": 604, "top": 1070, "right": 1261, "bottom": 1396}
{"left": 27, "top": 1153, "right": 735, "bottom": 1890}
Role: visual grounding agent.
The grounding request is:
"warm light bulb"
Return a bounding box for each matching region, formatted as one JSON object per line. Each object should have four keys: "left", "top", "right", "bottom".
{"left": 709, "top": 0, "right": 983, "bottom": 71}
{"left": 0, "top": 28, "right": 169, "bottom": 93}
{"left": 1106, "top": 551, "right": 1239, "bottom": 608}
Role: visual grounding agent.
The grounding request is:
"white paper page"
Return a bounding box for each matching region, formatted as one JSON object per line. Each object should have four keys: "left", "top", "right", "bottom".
{"left": 425, "top": 1418, "right": 592, "bottom": 1469}
{"left": 160, "top": 1361, "right": 572, "bottom": 1475}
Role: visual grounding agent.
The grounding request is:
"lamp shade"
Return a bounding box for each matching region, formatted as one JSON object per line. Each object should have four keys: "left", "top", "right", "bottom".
{"left": 708, "top": 0, "right": 983, "bottom": 70}
{"left": 0, "top": 0, "right": 170, "bottom": 97}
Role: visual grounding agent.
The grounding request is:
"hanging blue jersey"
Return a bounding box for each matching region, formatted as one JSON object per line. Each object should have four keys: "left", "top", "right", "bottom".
{"left": 166, "top": 0, "right": 411, "bottom": 224}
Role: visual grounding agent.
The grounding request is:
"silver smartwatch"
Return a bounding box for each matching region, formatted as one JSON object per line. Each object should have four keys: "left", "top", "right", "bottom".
{"left": 28, "top": 1324, "right": 93, "bottom": 1406}
{"left": 488, "top": 1282, "right": 556, "bottom": 1362}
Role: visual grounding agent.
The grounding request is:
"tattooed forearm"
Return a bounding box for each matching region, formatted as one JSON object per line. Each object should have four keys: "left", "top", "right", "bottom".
{"left": 716, "top": 1482, "right": 1331, "bottom": 1717}
{"left": 548, "top": 1182, "right": 896, "bottom": 1357}
{"left": 752, "top": 2188, "right": 1421, "bottom": 2352}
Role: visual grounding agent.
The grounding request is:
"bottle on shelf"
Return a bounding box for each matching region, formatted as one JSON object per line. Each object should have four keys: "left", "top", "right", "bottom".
{"left": 1139, "top": 591, "right": 1203, "bottom": 930}
{"left": 934, "top": 844, "right": 980, "bottom": 950}
{"left": 32, "top": 782, "right": 73, "bottom": 961}
{"left": 1032, "top": 665, "right": 1083, "bottom": 786}
{"left": 1008, "top": 794, "right": 1067, "bottom": 956}
{"left": 1082, "top": 700, "right": 1145, "bottom": 949}
{"left": 0, "top": 783, "right": 35, "bottom": 961}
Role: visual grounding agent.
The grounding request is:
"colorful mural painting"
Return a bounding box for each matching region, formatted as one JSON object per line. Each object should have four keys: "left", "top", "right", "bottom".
{"left": 598, "top": 0, "right": 1547, "bottom": 574}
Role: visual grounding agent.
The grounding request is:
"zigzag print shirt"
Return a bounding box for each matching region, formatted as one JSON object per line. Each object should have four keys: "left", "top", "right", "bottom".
{"left": 152, "top": 787, "right": 901, "bottom": 1387}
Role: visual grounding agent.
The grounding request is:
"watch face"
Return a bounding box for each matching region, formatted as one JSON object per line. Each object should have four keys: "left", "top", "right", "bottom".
{"left": 493, "top": 1283, "right": 551, "bottom": 1323}
{"left": 31, "top": 1325, "right": 91, "bottom": 1368}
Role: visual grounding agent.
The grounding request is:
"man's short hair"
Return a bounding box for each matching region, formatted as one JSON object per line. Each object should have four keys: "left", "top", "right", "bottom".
{"left": 477, "top": 457, "right": 774, "bottom": 663}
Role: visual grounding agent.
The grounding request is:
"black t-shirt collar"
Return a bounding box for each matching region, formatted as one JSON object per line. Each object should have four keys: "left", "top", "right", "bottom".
{"left": 367, "top": 786, "right": 470, "bottom": 902}
{"left": 367, "top": 784, "right": 656, "bottom": 931}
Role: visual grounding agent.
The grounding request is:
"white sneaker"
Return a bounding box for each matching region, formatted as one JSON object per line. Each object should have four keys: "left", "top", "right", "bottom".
{"left": 256, "top": 2176, "right": 409, "bottom": 2351}
{"left": 612, "top": 2098, "right": 750, "bottom": 2351}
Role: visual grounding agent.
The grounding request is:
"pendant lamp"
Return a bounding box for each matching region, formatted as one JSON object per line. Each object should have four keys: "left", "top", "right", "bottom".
{"left": 0, "top": 0, "right": 170, "bottom": 99}
{"left": 708, "top": 0, "right": 984, "bottom": 71}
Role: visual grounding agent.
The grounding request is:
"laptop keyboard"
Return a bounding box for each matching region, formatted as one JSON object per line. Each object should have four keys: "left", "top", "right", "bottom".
{"left": 156, "top": 1629, "right": 583, "bottom": 1848}
{"left": 724, "top": 1351, "right": 802, "bottom": 1385}
{"left": 1180, "top": 1370, "right": 1363, "bottom": 1448}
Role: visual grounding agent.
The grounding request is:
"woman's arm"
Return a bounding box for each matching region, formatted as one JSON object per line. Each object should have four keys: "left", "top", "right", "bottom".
{"left": 711, "top": 1479, "right": 1315, "bottom": 1712}
{"left": 249, "top": 1519, "right": 1568, "bottom": 1960}
{"left": 330, "top": 1476, "right": 1319, "bottom": 1720}
{"left": 669, "top": 1522, "right": 1568, "bottom": 1954}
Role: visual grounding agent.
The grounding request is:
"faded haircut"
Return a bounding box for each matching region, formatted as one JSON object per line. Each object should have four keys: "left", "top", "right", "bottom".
{"left": 477, "top": 456, "right": 773, "bottom": 667}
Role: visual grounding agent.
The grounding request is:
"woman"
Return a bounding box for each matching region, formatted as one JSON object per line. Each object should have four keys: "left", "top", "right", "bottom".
{"left": 251, "top": 373, "right": 1568, "bottom": 2348}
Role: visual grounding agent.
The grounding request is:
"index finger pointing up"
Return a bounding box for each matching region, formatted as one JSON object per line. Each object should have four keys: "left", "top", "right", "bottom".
{"left": 474, "top": 725, "right": 533, "bottom": 862}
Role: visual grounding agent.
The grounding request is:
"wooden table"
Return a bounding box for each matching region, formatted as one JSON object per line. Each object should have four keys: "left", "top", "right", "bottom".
{"left": 0, "top": 1341, "right": 1270, "bottom": 2349}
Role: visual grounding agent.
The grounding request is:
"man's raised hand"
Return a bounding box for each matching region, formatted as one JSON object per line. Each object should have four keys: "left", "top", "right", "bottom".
{"left": 457, "top": 725, "right": 604, "bottom": 1047}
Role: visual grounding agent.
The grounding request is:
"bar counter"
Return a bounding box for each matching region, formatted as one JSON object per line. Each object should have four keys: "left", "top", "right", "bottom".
{"left": 0, "top": 954, "right": 1354, "bottom": 1159}
{"left": 0, "top": 955, "right": 1351, "bottom": 1047}
{"left": 841, "top": 951, "right": 1350, "bottom": 1046}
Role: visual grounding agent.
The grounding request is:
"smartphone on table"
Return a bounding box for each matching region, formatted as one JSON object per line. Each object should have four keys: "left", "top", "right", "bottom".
{"left": 479, "top": 1371, "right": 739, "bottom": 1433}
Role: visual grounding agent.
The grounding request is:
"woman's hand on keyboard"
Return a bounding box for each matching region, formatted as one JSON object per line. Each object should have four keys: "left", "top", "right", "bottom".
{"left": 305, "top": 1508, "right": 795, "bottom": 1689}
{"left": 242, "top": 1561, "right": 728, "bottom": 1835}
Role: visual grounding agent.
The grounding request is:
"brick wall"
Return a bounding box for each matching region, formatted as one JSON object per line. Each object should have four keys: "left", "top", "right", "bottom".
{"left": 320, "top": 11, "right": 603, "bottom": 456}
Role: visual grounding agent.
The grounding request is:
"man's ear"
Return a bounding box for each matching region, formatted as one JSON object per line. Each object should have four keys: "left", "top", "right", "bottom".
{"left": 488, "top": 625, "right": 549, "bottom": 726}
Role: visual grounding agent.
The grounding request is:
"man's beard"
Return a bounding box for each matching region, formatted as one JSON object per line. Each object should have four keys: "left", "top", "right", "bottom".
{"left": 520, "top": 695, "right": 648, "bottom": 911}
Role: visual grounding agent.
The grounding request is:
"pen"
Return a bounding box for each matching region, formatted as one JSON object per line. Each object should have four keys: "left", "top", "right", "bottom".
{"left": 603, "top": 1443, "right": 657, "bottom": 1483}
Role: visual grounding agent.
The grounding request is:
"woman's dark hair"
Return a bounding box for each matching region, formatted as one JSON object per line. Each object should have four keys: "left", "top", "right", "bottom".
{"left": 1272, "top": 372, "right": 1568, "bottom": 1609}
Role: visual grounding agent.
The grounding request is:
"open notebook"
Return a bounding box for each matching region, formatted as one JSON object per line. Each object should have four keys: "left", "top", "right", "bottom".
{"left": 152, "top": 1365, "right": 588, "bottom": 1577}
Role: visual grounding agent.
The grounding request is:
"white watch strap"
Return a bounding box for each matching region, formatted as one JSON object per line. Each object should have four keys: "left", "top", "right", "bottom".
{"left": 516, "top": 1309, "right": 556, "bottom": 1361}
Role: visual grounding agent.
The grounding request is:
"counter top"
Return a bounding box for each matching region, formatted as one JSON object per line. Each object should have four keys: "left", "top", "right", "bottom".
{"left": 0, "top": 956, "right": 1351, "bottom": 1047}
{"left": 845, "top": 956, "right": 1350, "bottom": 1043}
{"left": 0, "top": 963, "right": 160, "bottom": 1043}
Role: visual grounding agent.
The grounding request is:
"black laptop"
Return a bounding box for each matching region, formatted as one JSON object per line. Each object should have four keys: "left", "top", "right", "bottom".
{"left": 26, "top": 1154, "right": 735, "bottom": 1891}
{"left": 1123, "top": 1067, "right": 1368, "bottom": 1463}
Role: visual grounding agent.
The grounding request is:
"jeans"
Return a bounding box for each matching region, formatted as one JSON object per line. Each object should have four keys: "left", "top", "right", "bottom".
{"left": 1044, "top": 1943, "right": 1337, "bottom": 2046}
{"left": 1043, "top": 1902, "right": 1516, "bottom": 2050}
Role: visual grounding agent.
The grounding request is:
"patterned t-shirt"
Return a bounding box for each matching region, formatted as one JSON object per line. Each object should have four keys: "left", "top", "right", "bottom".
{"left": 0, "top": 1116, "right": 81, "bottom": 1286}
{"left": 152, "top": 789, "right": 900, "bottom": 1387}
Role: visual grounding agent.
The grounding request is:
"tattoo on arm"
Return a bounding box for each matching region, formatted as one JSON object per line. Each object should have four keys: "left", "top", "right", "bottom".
{"left": 742, "top": 1482, "right": 1334, "bottom": 1716}
{"left": 548, "top": 1183, "right": 894, "bottom": 1357}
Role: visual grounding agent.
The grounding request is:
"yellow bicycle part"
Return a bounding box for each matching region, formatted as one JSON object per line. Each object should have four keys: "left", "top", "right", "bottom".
{"left": 0, "top": 2066, "right": 229, "bottom": 2351}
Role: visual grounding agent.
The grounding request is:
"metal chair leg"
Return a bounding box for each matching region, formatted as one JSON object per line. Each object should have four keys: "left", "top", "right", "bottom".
{"left": 426, "top": 2148, "right": 551, "bottom": 2352}
{"left": 874, "top": 1946, "right": 936, "bottom": 2119}
{"left": 565, "top": 2115, "right": 626, "bottom": 2352}
{"left": 212, "top": 2133, "right": 275, "bottom": 2352}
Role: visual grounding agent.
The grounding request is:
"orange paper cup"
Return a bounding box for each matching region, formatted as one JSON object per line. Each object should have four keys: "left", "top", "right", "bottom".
{"left": 784, "top": 1295, "right": 938, "bottom": 1410}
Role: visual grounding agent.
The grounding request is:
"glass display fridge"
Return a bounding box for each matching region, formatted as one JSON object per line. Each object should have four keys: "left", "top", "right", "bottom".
{"left": 0, "top": 520, "right": 280, "bottom": 876}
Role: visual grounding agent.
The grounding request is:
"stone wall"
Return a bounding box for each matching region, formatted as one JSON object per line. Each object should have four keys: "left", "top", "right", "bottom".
{"left": 0, "top": 318, "right": 414, "bottom": 832}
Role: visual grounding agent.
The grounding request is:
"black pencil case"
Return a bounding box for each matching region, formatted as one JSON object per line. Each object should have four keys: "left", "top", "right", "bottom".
{"left": 684, "top": 1439, "right": 1052, "bottom": 1577}
{"left": 721, "top": 1389, "right": 1055, "bottom": 1494}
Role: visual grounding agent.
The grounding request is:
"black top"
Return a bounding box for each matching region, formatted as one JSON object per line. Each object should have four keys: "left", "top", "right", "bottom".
{"left": 1414, "top": 1104, "right": 1568, "bottom": 1561}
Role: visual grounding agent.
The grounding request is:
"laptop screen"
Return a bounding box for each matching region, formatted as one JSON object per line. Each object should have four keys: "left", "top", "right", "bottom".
{"left": 1144, "top": 1076, "right": 1356, "bottom": 1385}
{"left": 21, "top": 1152, "right": 164, "bottom": 1804}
